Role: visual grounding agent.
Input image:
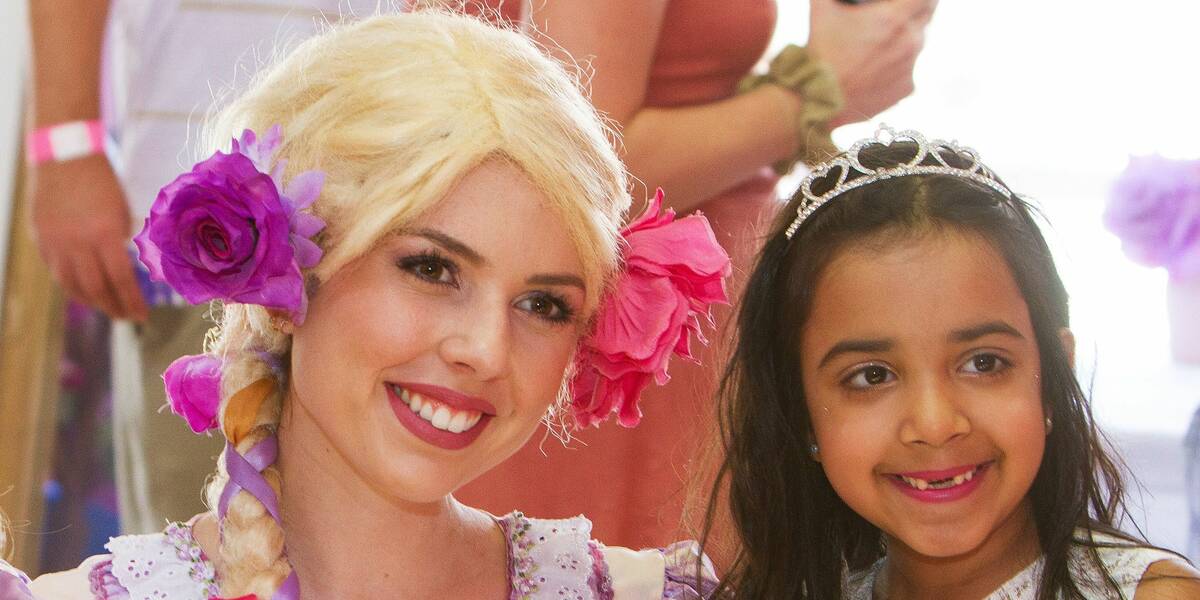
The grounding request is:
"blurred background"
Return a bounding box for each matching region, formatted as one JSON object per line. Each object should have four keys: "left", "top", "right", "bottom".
{"left": 2, "top": 0, "right": 1198, "bottom": 570}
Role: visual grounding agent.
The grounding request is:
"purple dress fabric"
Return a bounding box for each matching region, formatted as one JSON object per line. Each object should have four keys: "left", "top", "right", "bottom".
{"left": 19, "top": 512, "right": 716, "bottom": 599}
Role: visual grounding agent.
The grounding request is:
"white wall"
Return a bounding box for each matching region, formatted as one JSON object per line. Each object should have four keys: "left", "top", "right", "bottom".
{"left": 0, "top": 1, "right": 29, "bottom": 307}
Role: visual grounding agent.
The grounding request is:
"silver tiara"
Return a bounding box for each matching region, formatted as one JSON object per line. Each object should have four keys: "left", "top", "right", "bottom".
{"left": 784, "top": 125, "right": 1013, "bottom": 239}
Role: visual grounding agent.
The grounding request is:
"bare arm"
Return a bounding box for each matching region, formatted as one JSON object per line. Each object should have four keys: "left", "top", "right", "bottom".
{"left": 524, "top": 0, "right": 795, "bottom": 212}
{"left": 27, "top": 0, "right": 147, "bottom": 321}
{"left": 1134, "top": 558, "right": 1200, "bottom": 600}
{"left": 525, "top": 0, "right": 936, "bottom": 213}
{"left": 28, "top": 0, "right": 107, "bottom": 127}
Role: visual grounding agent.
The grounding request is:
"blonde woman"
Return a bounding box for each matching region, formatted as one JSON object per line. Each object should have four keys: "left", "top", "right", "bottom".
{"left": 14, "top": 11, "right": 725, "bottom": 599}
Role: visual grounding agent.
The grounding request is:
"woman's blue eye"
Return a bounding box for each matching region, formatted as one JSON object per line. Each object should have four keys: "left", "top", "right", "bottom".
{"left": 516, "top": 293, "right": 573, "bottom": 324}
{"left": 845, "top": 365, "right": 895, "bottom": 389}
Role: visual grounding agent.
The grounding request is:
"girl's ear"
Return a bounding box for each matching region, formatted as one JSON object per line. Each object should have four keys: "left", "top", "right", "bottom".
{"left": 1057, "top": 327, "right": 1076, "bottom": 370}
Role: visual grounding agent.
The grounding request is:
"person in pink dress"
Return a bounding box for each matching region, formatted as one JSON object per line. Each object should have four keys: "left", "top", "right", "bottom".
{"left": 458, "top": 0, "right": 938, "bottom": 554}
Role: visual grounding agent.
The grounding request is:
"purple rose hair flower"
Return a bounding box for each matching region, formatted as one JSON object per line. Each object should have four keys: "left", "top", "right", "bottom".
{"left": 134, "top": 125, "right": 326, "bottom": 322}
{"left": 1105, "top": 155, "right": 1200, "bottom": 279}
{"left": 163, "top": 354, "right": 223, "bottom": 434}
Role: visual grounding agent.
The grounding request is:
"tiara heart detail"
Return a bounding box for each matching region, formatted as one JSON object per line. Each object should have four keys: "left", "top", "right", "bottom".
{"left": 785, "top": 125, "right": 1013, "bottom": 239}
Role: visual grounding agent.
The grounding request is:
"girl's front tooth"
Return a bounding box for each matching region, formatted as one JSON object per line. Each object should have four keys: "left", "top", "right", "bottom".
{"left": 916, "top": 479, "right": 929, "bottom": 491}
{"left": 448, "top": 412, "right": 468, "bottom": 433}
{"left": 953, "top": 474, "right": 965, "bottom": 486}
{"left": 420, "top": 402, "right": 435, "bottom": 420}
{"left": 432, "top": 406, "right": 452, "bottom": 429}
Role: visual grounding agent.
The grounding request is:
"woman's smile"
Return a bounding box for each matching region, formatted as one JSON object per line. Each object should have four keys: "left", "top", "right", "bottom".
{"left": 387, "top": 382, "right": 497, "bottom": 450}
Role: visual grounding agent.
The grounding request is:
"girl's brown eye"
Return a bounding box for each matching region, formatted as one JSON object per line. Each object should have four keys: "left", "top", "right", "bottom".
{"left": 973, "top": 354, "right": 997, "bottom": 372}
{"left": 845, "top": 364, "right": 896, "bottom": 389}
{"left": 961, "top": 352, "right": 1010, "bottom": 375}
{"left": 863, "top": 366, "right": 889, "bottom": 385}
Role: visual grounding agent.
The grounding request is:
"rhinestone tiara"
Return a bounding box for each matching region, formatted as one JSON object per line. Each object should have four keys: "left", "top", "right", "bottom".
{"left": 784, "top": 125, "right": 1013, "bottom": 239}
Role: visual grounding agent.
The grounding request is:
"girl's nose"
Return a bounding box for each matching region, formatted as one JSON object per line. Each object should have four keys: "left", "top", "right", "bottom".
{"left": 899, "top": 375, "right": 971, "bottom": 447}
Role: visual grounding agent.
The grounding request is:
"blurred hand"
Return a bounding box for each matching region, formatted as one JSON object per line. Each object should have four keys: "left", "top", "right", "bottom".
{"left": 29, "top": 154, "right": 148, "bottom": 321}
{"left": 809, "top": 0, "right": 938, "bottom": 127}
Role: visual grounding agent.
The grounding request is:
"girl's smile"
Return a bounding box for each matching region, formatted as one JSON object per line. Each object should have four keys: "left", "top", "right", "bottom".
{"left": 883, "top": 460, "right": 992, "bottom": 503}
{"left": 801, "top": 229, "right": 1047, "bottom": 559}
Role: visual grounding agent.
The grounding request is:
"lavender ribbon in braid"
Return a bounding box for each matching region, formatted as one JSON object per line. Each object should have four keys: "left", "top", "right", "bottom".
{"left": 218, "top": 436, "right": 300, "bottom": 600}
{"left": 0, "top": 570, "right": 33, "bottom": 600}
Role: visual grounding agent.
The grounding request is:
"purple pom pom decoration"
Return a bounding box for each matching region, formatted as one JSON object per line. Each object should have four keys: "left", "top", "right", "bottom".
{"left": 1105, "top": 155, "right": 1200, "bottom": 279}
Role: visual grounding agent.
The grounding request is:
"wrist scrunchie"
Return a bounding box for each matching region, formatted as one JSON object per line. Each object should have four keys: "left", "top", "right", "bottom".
{"left": 738, "top": 44, "right": 845, "bottom": 175}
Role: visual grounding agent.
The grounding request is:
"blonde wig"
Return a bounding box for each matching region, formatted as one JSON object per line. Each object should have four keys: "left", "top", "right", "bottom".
{"left": 198, "top": 10, "right": 629, "bottom": 597}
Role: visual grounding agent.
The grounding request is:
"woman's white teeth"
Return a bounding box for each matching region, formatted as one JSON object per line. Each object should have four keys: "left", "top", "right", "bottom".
{"left": 394, "top": 386, "right": 482, "bottom": 434}
{"left": 447, "top": 412, "right": 469, "bottom": 434}
{"left": 900, "top": 466, "right": 979, "bottom": 491}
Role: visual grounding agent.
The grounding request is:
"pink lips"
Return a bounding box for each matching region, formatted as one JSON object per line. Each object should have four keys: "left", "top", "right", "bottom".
{"left": 886, "top": 462, "right": 992, "bottom": 504}
{"left": 387, "top": 382, "right": 497, "bottom": 451}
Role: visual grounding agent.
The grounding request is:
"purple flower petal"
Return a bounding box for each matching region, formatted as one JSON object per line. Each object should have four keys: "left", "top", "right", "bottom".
{"left": 292, "top": 235, "right": 324, "bottom": 270}
{"left": 291, "top": 211, "right": 326, "bottom": 239}
{"left": 163, "top": 354, "right": 223, "bottom": 434}
{"left": 285, "top": 170, "right": 324, "bottom": 211}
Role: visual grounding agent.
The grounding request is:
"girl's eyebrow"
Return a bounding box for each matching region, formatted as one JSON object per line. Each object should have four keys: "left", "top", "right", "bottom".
{"left": 949, "top": 320, "right": 1024, "bottom": 343}
{"left": 818, "top": 321, "right": 1024, "bottom": 368}
{"left": 819, "top": 339, "right": 893, "bottom": 368}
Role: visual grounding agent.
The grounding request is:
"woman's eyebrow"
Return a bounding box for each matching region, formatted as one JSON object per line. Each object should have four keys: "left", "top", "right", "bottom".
{"left": 404, "top": 228, "right": 584, "bottom": 291}
{"left": 527, "top": 273, "right": 585, "bottom": 291}
{"left": 948, "top": 320, "right": 1024, "bottom": 343}
{"left": 409, "top": 228, "right": 485, "bottom": 266}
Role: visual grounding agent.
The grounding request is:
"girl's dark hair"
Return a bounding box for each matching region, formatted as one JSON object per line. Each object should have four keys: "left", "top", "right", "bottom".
{"left": 700, "top": 141, "right": 1155, "bottom": 599}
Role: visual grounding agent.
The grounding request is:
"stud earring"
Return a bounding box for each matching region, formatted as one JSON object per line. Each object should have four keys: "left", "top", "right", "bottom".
{"left": 809, "top": 443, "right": 821, "bottom": 461}
{"left": 1045, "top": 415, "right": 1054, "bottom": 434}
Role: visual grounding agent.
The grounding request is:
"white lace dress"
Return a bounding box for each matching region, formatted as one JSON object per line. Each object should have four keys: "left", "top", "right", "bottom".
{"left": 845, "top": 531, "right": 1187, "bottom": 599}
{"left": 21, "top": 513, "right": 716, "bottom": 599}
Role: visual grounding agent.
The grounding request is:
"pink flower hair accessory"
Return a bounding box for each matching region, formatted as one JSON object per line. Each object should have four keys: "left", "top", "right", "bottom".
{"left": 163, "top": 353, "right": 224, "bottom": 434}
{"left": 569, "top": 189, "right": 732, "bottom": 428}
{"left": 133, "top": 125, "right": 326, "bottom": 323}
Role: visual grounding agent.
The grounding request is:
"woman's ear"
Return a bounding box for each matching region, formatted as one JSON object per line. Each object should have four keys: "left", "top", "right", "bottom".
{"left": 1057, "top": 327, "right": 1076, "bottom": 370}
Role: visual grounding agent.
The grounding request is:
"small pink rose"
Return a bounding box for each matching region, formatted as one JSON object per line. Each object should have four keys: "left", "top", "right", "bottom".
{"left": 163, "top": 354, "right": 223, "bottom": 434}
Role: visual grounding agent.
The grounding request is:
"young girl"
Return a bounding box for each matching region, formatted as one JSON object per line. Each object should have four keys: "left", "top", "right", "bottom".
{"left": 703, "top": 127, "right": 1200, "bottom": 599}
{"left": 12, "top": 10, "right": 724, "bottom": 599}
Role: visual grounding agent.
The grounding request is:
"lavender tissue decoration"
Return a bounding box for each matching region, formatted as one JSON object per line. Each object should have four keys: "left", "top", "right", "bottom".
{"left": 1106, "top": 154, "right": 1200, "bottom": 364}
{"left": 1105, "top": 155, "right": 1200, "bottom": 279}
